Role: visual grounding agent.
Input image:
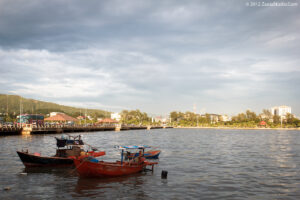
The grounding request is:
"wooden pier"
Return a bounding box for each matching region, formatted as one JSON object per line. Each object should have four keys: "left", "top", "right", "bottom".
{"left": 0, "top": 124, "right": 173, "bottom": 136}
{"left": 0, "top": 126, "right": 22, "bottom": 135}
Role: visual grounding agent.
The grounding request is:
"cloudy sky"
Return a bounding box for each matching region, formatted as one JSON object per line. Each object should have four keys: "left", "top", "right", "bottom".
{"left": 0, "top": 0, "right": 299, "bottom": 116}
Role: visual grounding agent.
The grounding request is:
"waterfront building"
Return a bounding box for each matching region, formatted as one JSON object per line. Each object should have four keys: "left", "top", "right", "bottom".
{"left": 76, "top": 116, "right": 85, "bottom": 120}
{"left": 271, "top": 105, "right": 291, "bottom": 117}
{"left": 97, "top": 118, "right": 119, "bottom": 126}
{"left": 17, "top": 114, "right": 44, "bottom": 125}
{"left": 111, "top": 113, "right": 121, "bottom": 121}
{"left": 154, "top": 116, "right": 167, "bottom": 123}
{"left": 259, "top": 121, "right": 267, "bottom": 127}
{"left": 154, "top": 116, "right": 162, "bottom": 123}
{"left": 45, "top": 113, "right": 77, "bottom": 124}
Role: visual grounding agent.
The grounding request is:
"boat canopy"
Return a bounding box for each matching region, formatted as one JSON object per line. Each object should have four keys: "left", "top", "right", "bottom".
{"left": 55, "top": 135, "right": 84, "bottom": 148}
{"left": 116, "top": 145, "right": 151, "bottom": 150}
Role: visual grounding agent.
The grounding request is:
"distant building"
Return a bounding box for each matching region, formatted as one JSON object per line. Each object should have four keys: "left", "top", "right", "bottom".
{"left": 154, "top": 116, "right": 162, "bottom": 123}
{"left": 86, "top": 115, "right": 93, "bottom": 120}
{"left": 50, "top": 112, "right": 64, "bottom": 117}
{"left": 97, "top": 118, "right": 119, "bottom": 125}
{"left": 200, "top": 114, "right": 221, "bottom": 123}
{"left": 154, "top": 116, "right": 167, "bottom": 123}
{"left": 45, "top": 113, "right": 77, "bottom": 124}
{"left": 271, "top": 106, "right": 291, "bottom": 117}
{"left": 76, "top": 116, "right": 85, "bottom": 120}
{"left": 259, "top": 121, "right": 267, "bottom": 127}
{"left": 17, "top": 114, "right": 44, "bottom": 125}
{"left": 220, "top": 115, "right": 230, "bottom": 122}
{"left": 111, "top": 113, "right": 121, "bottom": 121}
{"left": 210, "top": 114, "right": 220, "bottom": 123}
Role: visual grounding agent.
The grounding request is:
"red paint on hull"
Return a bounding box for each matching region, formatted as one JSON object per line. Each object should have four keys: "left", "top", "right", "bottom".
{"left": 73, "top": 159, "right": 147, "bottom": 177}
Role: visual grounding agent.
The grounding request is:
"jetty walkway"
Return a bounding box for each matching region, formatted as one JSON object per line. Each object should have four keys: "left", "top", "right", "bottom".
{"left": 0, "top": 124, "right": 173, "bottom": 136}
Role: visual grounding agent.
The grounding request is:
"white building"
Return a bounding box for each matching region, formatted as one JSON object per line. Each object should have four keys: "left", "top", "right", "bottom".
{"left": 111, "top": 112, "right": 121, "bottom": 121}
{"left": 271, "top": 105, "right": 291, "bottom": 117}
{"left": 220, "top": 115, "right": 230, "bottom": 122}
{"left": 49, "top": 112, "right": 64, "bottom": 117}
{"left": 153, "top": 116, "right": 167, "bottom": 123}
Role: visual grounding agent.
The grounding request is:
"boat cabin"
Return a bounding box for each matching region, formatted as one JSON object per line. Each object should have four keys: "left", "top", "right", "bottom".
{"left": 116, "top": 145, "right": 151, "bottom": 164}
{"left": 54, "top": 135, "right": 85, "bottom": 157}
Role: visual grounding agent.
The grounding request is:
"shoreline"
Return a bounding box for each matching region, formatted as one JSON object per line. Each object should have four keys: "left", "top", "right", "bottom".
{"left": 174, "top": 127, "right": 300, "bottom": 131}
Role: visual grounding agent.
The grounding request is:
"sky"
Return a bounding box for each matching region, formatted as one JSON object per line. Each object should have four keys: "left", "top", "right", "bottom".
{"left": 0, "top": 0, "right": 299, "bottom": 116}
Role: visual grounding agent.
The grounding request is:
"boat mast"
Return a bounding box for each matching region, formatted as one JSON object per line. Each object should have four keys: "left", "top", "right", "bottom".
{"left": 19, "top": 96, "right": 22, "bottom": 127}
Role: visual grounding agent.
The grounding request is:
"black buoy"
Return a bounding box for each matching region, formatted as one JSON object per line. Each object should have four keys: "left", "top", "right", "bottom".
{"left": 161, "top": 170, "right": 168, "bottom": 179}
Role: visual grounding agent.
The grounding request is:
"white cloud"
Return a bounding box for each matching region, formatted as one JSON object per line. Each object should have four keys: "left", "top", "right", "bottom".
{"left": 0, "top": 48, "right": 133, "bottom": 98}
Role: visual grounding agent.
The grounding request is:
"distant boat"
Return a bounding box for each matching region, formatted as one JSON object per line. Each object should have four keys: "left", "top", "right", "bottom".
{"left": 72, "top": 145, "right": 158, "bottom": 178}
{"left": 17, "top": 135, "right": 105, "bottom": 167}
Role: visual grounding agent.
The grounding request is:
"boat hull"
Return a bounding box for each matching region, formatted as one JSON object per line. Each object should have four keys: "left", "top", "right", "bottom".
{"left": 145, "top": 150, "right": 161, "bottom": 159}
{"left": 73, "top": 159, "right": 145, "bottom": 178}
{"left": 17, "top": 151, "right": 74, "bottom": 167}
{"left": 127, "top": 150, "right": 161, "bottom": 159}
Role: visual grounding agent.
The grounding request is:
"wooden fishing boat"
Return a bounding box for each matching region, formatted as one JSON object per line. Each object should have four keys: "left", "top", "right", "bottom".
{"left": 73, "top": 145, "right": 158, "bottom": 178}
{"left": 17, "top": 135, "right": 105, "bottom": 167}
{"left": 17, "top": 151, "right": 74, "bottom": 167}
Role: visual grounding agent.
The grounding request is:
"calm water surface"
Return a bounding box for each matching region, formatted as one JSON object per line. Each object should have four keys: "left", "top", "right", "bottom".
{"left": 1, "top": 129, "right": 300, "bottom": 199}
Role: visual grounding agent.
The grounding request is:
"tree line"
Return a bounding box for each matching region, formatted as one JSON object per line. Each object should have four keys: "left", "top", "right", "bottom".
{"left": 169, "top": 109, "right": 300, "bottom": 128}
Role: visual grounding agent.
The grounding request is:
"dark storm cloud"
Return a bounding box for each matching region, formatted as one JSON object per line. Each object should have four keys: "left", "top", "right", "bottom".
{"left": 0, "top": 0, "right": 299, "bottom": 115}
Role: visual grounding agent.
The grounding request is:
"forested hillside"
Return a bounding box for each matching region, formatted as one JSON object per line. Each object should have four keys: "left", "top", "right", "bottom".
{"left": 0, "top": 94, "right": 110, "bottom": 121}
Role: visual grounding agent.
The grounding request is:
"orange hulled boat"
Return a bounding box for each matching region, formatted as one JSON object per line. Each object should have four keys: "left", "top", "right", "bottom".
{"left": 72, "top": 145, "right": 158, "bottom": 177}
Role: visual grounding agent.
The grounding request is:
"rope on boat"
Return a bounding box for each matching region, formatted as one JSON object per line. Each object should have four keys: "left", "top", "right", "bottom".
{"left": 65, "top": 158, "right": 87, "bottom": 177}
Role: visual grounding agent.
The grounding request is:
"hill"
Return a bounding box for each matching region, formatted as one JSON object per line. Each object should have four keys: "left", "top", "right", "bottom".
{"left": 0, "top": 94, "right": 110, "bottom": 121}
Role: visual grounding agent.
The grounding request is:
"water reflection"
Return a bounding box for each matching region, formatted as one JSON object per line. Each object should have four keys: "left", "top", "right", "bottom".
{"left": 23, "top": 166, "right": 76, "bottom": 176}
{"left": 269, "top": 131, "right": 296, "bottom": 168}
{"left": 74, "top": 174, "right": 148, "bottom": 198}
{"left": 21, "top": 134, "right": 33, "bottom": 141}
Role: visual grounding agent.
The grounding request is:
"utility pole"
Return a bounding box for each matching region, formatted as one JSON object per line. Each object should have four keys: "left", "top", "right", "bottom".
{"left": 85, "top": 108, "right": 87, "bottom": 127}
{"left": 6, "top": 94, "right": 8, "bottom": 116}
{"left": 80, "top": 109, "right": 81, "bottom": 125}
{"left": 19, "top": 97, "right": 22, "bottom": 128}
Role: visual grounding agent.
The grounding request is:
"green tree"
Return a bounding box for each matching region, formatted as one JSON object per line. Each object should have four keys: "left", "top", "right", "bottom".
{"left": 262, "top": 109, "right": 272, "bottom": 120}
{"left": 273, "top": 115, "right": 280, "bottom": 124}
{"left": 120, "top": 109, "right": 150, "bottom": 125}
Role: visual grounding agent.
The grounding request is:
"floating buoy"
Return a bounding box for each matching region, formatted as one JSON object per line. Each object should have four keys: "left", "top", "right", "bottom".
{"left": 4, "top": 187, "right": 11, "bottom": 191}
{"left": 20, "top": 172, "right": 27, "bottom": 176}
{"left": 161, "top": 170, "right": 168, "bottom": 179}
